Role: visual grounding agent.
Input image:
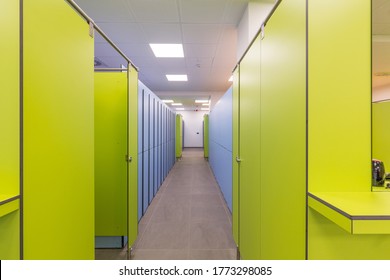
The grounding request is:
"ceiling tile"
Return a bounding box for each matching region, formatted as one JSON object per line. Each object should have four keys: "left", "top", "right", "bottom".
{"left": 180, "top": 0, "right": 227, "bottom": 24}
{"left": 75, "top": 0, "right": 135, "bottom": 22}
{"left": 182, "top": 24, "right": 223, "bottom": 44}
{"left": 141, "top": 23, "right": 182, "bottom": 43}
{"left": 98, "top": 22, "right": 146, "bottom": 44}
{"left": 95, "top": 42, "right": 124, "bottom": 58}
{"left": 186, "top": 58, "right": 214, "bottom": 68}
{"left": 116, "top": 43, "right": 155, "bottom": 57}
{"left": 125, "top": 0, "right": 180, "bottom": 23}
{"left": 184, "top": 44, "right": 217, "bottom": 58}
{"left": 157, "top": 59, "right": 187, "bottom": 72}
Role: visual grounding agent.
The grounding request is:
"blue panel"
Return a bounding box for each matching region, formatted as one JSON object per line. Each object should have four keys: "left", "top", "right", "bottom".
{"left": 138, "top": 151, "right": 143, "bottom": 221}
{"left": 143, "top": 150, "right": 149, "bottom": 214}
{"left": 210, "top": 88, "right": 232, "bottom": 151}
{"left": 209, "top": 142, "right": 233, "bottom": 211}
{"left": 136, "top": 81, "right": 177, "bottom": 221}
{"left": 149, "top": 143, "right": 153, "bottom": 204}
{"left": 153, "top": 147, "right": 158, "bottom": 195}
{"left": 209, "top": 87, "right": 233, "bottom": 211}
{"left": 143, "top": 93, "right": 149, "bottom": 153}
{"left": 138, "top": 84, "right": 143, "bottom": 154}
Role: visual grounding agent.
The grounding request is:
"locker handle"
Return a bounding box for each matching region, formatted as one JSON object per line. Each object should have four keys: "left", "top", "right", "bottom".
{"left": 236, "top": 157, "right": 242, "bottom": 163}
{"left": 126, "top": 155, "right": 133, "bottom": 162}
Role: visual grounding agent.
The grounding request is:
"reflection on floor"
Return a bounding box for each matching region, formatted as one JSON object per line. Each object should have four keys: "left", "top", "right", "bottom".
{"left": 95, "top": 148, "right": 237, "bottom": 260}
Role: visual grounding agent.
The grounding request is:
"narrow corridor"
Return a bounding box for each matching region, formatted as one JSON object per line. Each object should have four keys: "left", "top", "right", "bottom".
{"left": 95, "top": 148, "right": 236, "bottom": 260}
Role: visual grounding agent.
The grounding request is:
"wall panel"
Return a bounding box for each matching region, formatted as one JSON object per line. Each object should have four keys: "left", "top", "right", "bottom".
{"left": 259, "top": 0, "right": 306, "bottom": 259}
{"left": 24, "top": 0, "right": 94, "bottom": 259}
{"left": 94, "top": 72, "right": 127, "bottom": 238}
{"left": 209, "top": 88, "right": 233, "bottom": 211}
{"left": 0, "top": 0, "right": 20, "bottom": 260}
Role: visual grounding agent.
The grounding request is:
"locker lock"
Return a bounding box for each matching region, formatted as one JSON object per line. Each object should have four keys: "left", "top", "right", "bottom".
{"left": 236, "top": 157, "right": 242, "bottom": 163}
{"left": 125, "top": 155, "right": 133, "bottom": 162}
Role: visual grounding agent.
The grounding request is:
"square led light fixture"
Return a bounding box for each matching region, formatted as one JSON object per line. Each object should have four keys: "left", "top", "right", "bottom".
{"left": 150, "top": 44, "right": 184, "bottom": 58}
{"left": 166, "top": 75, "right": 188, "bottom": 81}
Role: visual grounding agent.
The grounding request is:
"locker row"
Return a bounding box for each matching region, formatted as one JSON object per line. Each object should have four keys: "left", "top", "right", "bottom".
{"left": 137, "top": 82, "right": 176, "bottom": 220}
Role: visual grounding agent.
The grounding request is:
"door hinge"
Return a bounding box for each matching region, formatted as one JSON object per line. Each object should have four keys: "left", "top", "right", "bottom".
{"left": 260, "top": 24, "right": 265, "bottom": 40}
{"left": 125, "top": 155, "right": 132, "bottom": 163}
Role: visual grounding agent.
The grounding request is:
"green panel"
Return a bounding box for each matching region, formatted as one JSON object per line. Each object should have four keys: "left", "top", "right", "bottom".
{"left": 0, "top": 210, "right": 20, "bottom": 260}
{"left": 176, "top": 114, "right": 183, "bottom": 158}
{"left": 239, "top": 35, "right": 261, "bottom": 260}
{"left": 128, "top": 65, "right": 138, "bottom": 248}
{"left": 203, "top": 114, "right": 209, "bottom": 158}
{"left": 259, "top": 0, "right": 306, "bottom": 259}
{"left": 95, "top": 72, "right": 127, "bottom": 236}
{"left": 232, "top": 67, "right": 240, "bottom": 246}
{"left": 372, "top": 102, "right": 390, "bottom": 172}
{"left": 24, "top": 0, "right": 94, "bottom": 259}
{"left": 308, "top": 209, "right": 390, "bottom": 259}
{"left": 0, "top": 200, "right": 19, "bottom": 219}
{"left": 353, "top": 220, "right": 390, "bottom": 235}
{"left": 308, "top": 197, "right": 351, "bottom": 233}
{"left": 0, "top": 0, "right": 19, "bottom": 199}
{"left": 308, "top": 0, "right": 371, "bottom": 192}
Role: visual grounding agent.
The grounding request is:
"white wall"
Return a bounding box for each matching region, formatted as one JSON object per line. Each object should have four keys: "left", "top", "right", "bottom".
{"left": 237, "top": 1, "right": 275, "bottom": 60}
{"left": 180, "top": 111, "right": 205, "bottom": 148}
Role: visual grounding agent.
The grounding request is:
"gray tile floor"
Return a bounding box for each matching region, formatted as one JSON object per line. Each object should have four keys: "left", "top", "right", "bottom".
{"left": 95, "top": 148, "right": 237, "bottom": 260}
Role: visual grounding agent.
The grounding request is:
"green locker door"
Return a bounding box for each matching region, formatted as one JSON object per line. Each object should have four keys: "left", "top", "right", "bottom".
{"left": 127, "top": 64, "right": 138, "bottom": 251}
{"left": 232, "top": 67, "right": 240, "bottom": 248}
{"left": 203, "top": 114, "right": 209, "bottom": 158}
{"left": 238, "top": 35, "right": 262, "bottom": 260}
{"left": 176, "top": 114, "right": 183, "bottom": 158}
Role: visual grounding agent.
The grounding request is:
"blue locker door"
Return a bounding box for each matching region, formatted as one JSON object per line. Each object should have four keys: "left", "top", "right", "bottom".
{"left": 148, "top": 97, "right": 154, "bottom": 203}
{"left": 143, "top": 93, "right": 150, "bottom": 214}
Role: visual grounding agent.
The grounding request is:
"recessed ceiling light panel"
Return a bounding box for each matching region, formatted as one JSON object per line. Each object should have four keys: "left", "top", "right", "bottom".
{"left": 176, "top": 108, "right": 185, "bottom": 111}
{"left": 172, "top": 103, "right": 183, "bottom": 106}
{"left": 166, "top": 75, "right": 188, "bottom": 81}
{"left": 150, "top": 44, "right": 184, "bottom": 58}
{"left": 195, "top": 99, "right": 209, "bottom": 103}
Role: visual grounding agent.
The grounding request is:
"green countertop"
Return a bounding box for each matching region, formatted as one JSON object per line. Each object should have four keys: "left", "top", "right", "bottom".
{"left": 308, "top": 191, "right": 390, "bottom": 234}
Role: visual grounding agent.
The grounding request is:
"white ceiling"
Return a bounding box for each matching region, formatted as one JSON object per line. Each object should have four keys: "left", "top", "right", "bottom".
{"left": 74, "top": 0, "right": 255, "bottom": 97}
{"left": 373, "top": 0, "right": 390, "bottom": 89}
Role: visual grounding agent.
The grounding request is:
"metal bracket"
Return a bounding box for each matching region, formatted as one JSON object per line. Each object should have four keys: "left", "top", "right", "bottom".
{"left": 89, "top": 21, "right": 94, "bottom": 38}
{"left": 260, "top": 24, "right": 265, "bottom": 40}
